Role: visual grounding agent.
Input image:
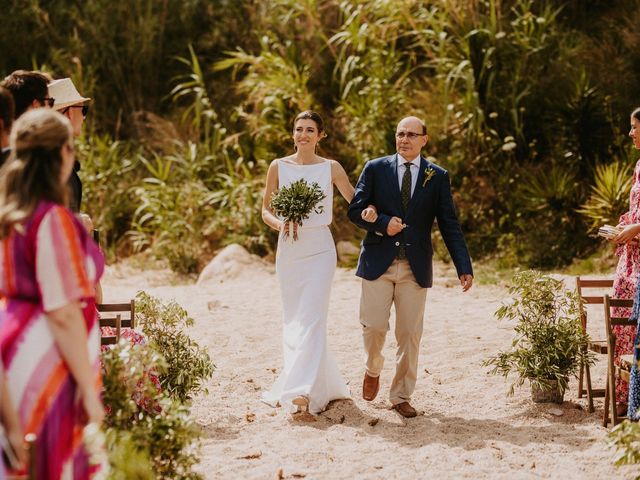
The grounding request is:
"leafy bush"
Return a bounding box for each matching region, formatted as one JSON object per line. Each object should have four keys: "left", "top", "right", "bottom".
{"left": 104, "top": 431, "right": 154, "bottom": 480}
{"left": 135, "top": 291, "right": 214, "bottom": 402}
{"left": 102, "top": 341, "right": 203, "bottom": 480}
{"left": 483, "top": 270, "right": 595, "bottom": 395}
{"left": 509, "top": 163, "right": 591, "bottom": 268}
{"left": 79, "top": 135, "right": 144, "bottom": 260}
{"left": 578, "top": 160, "right": 634, "bottom": 232}
{"left": 609, "top": 420, "right": 640, "bottom": 470}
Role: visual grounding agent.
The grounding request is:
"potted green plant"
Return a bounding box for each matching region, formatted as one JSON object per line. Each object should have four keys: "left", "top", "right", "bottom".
{"left": 484, "top": 270, "right": 596, "bottom": 403}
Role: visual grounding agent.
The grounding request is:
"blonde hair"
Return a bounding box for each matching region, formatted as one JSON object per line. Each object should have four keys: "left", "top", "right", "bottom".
{"left": 0, "top": 109, "right": 72, "bottom": 238}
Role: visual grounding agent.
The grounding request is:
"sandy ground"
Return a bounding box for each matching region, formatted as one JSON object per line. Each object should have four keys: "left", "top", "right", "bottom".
{"left": 101, "top": 253, "right": 639, "bottom": 480}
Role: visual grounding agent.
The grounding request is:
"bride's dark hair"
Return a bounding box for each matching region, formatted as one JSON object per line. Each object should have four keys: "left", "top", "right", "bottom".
{"left": 294, "top": 111, "right": 326, "bottom": 136}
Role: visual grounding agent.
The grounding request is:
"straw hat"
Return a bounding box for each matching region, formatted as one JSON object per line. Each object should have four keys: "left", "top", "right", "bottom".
{"left": 47, "top": 78, "right": 91, "bottom": 110}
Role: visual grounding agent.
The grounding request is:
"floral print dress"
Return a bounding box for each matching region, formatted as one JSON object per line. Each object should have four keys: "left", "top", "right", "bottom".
{"left": 626, "top": 281, "right": 640, "bottom": 419}
{"left": 612, "top": 159, "right": 640, "bottom": 403}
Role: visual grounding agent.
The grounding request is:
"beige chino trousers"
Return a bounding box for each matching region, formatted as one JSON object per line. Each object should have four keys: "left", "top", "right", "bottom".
{"left": 360, "top": 259, "right": 427, "bottom": 405}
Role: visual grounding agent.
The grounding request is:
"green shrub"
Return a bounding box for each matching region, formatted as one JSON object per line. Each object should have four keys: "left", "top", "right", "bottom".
{"left": 104, "top": 431, "right": 154, "bottom": 480}
{"left": 483, "top": 270, "right": 596, "bottom": 396}
{"left": 578, "top": 160, "right": 634, "bottom": 232}
{"left": 510, "top": 163, "right": 592, "bottom": 268}
{"left": 102, "top": 341, "right": 203, "bottom": 480}
{"left": 609, "top": 419, "right": 640, "bottom": 471}
{"left": 79, "top": 135, "right": 145, "bottom": 260}
{"left": 135, "top": 291, "right": 215, "bottom": 402}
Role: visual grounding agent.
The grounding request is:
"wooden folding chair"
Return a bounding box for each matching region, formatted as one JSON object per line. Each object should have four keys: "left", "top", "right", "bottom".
{"left": 575, "top": 276, "right": 614, "bottom": 412}
{"left": 603, "top": 295, "right": 636, "bottom": 427}
{"left": 97, "top": 300, "right": 135, "bottom": 346}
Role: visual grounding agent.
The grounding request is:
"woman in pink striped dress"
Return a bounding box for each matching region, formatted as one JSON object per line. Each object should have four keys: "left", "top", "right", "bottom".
{"left": 0, "top": 109, "right": 104, "bottom": 479}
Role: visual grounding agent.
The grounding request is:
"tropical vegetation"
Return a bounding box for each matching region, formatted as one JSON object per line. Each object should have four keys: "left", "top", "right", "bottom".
{"left": 3, "top": 0, "right": 640, "bottom": 273}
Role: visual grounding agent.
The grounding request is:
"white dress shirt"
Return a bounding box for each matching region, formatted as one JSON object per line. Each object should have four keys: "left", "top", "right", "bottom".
{"left": 397, "top": 154, "right": 420, "bottom": 197}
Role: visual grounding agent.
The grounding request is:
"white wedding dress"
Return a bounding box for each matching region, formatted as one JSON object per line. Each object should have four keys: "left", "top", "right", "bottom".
{"left": 262, "top": 160, "right": 350, "bottom": 414}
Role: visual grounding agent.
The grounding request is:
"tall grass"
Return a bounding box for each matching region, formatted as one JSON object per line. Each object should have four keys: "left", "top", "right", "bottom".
{"left": 4, "top": 0, "right": 640, "bottom": 271}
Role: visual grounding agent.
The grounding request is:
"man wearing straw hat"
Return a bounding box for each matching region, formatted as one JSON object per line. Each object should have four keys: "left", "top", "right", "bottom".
{"left": 47, "top": 78, "right": 91, "bottom": 213}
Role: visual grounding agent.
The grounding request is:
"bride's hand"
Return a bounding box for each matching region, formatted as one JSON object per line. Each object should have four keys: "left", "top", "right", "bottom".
{"left": 361, "top": 205, "right": 377, "bottom": 223}
{"left": 280, "top": 221, "right": 298, "bottom": 237}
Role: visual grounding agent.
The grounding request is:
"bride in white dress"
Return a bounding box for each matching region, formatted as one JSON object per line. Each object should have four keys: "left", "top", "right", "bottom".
{"left": 261, "top": 111, "right": 377, "bottom": 417}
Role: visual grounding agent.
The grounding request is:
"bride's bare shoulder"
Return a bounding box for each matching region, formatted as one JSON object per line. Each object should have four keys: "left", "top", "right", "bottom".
{"left": 326, "top": 158, "right": 346, "bottom": 172}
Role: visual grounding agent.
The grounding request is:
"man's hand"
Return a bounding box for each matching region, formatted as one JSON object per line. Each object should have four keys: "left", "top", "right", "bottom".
{"left": 386, "top": 216, "right": 405, "bottom": 236}
{"left": 460, "top": 274, "right": 473, "bottom": 292}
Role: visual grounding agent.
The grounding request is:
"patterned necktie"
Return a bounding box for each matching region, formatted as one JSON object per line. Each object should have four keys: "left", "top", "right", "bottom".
{"left": 398, "top": 162, "right": 411, "bottom": 260}
{"left": 401, "top": 162, "right": 412, "bottom": 212}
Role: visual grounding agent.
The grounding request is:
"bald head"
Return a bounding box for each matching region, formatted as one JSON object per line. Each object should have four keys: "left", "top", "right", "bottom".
{"left": 395, "top": 116, "right": 428, "bottom": 159}
{"left": 397, "top": 116, "right": 427, "bottom": 135}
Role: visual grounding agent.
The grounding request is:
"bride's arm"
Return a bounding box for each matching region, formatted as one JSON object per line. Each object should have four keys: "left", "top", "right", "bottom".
{"left": 331, "top": 161, "right": 377, "bottom": 222}
{"left": 262, "top": 160, "right": 284, "bottom": 232}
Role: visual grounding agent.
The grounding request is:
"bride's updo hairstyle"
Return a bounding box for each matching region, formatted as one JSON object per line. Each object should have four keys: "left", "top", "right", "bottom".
{"left": 294, "top": 110, "right": 327, "bottom": 139}
{"left": 0, "top": 108, "right": 72, "bottom": 237}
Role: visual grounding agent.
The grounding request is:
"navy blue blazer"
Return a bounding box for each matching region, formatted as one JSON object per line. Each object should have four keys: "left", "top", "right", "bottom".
{"left": 348, "top": 154, "right": 473, "bottom": 288}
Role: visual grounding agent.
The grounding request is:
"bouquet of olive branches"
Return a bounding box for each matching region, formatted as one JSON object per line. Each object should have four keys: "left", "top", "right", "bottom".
{"left": 270, "top": 179, "right": 326, "bottom": 241}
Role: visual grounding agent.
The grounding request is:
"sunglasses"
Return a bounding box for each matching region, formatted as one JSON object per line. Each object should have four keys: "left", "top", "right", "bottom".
{"left": 39, "top": 97, "right": 55, "bottom": 108}
{"left": 62, "top": 105, "right": 90, "bottom": 118}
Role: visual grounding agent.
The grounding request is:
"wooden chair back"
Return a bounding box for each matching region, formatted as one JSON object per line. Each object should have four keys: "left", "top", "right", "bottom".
{"left": 576, "top": 277, "right": 614, "bottom": 331}
{"left": 575, "top": 276, "right": 614, "bottom": 412}
{"left": 98, "top": 300, "right": 135, "bottom": 346}
{"left": 97, "top": 300, "right": 136, "bottom": 329}
{"left": 603, "top": 295, "right": 636, "bottom": 426}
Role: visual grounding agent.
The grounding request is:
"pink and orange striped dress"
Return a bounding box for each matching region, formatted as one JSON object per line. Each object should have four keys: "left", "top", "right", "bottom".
{"left": 0, "top": 200, "right": 104, "bottom": 479}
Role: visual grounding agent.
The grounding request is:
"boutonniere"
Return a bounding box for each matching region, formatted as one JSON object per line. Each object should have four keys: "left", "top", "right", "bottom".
{"left": 422, "top": 167, "right": 435, "bottom": 187}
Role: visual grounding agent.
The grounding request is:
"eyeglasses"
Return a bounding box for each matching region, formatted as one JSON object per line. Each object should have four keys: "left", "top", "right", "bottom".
{"left": 395, "top": 131, "right": 424, "bottom": 140}
{"left": 62, "top": 105, "right": 90, "bottom": 118}
{"left": 40, "top": 97, "right": 55, "bottom": 108}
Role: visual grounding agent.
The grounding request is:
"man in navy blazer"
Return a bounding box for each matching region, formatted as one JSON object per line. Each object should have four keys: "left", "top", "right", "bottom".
{"left": 348, "top": 116, "right": 473, "bottom": 418}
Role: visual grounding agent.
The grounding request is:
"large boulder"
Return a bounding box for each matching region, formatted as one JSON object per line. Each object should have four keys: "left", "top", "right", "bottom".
{"left": 197, "top": 244, "right": 267, "bottom": 285}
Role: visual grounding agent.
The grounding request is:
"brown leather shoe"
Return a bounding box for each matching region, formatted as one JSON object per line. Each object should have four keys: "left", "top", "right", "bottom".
{"left": 392, "top": 401, "right": 417, "bottom": 418}
{"left": 362, "top": 373, "right": 380, "bottom": 401}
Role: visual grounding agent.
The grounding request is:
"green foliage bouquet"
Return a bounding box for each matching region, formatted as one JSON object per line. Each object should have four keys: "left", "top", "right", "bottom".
{"left": 270, "top": 179, "right": 326, "bottom": 240}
